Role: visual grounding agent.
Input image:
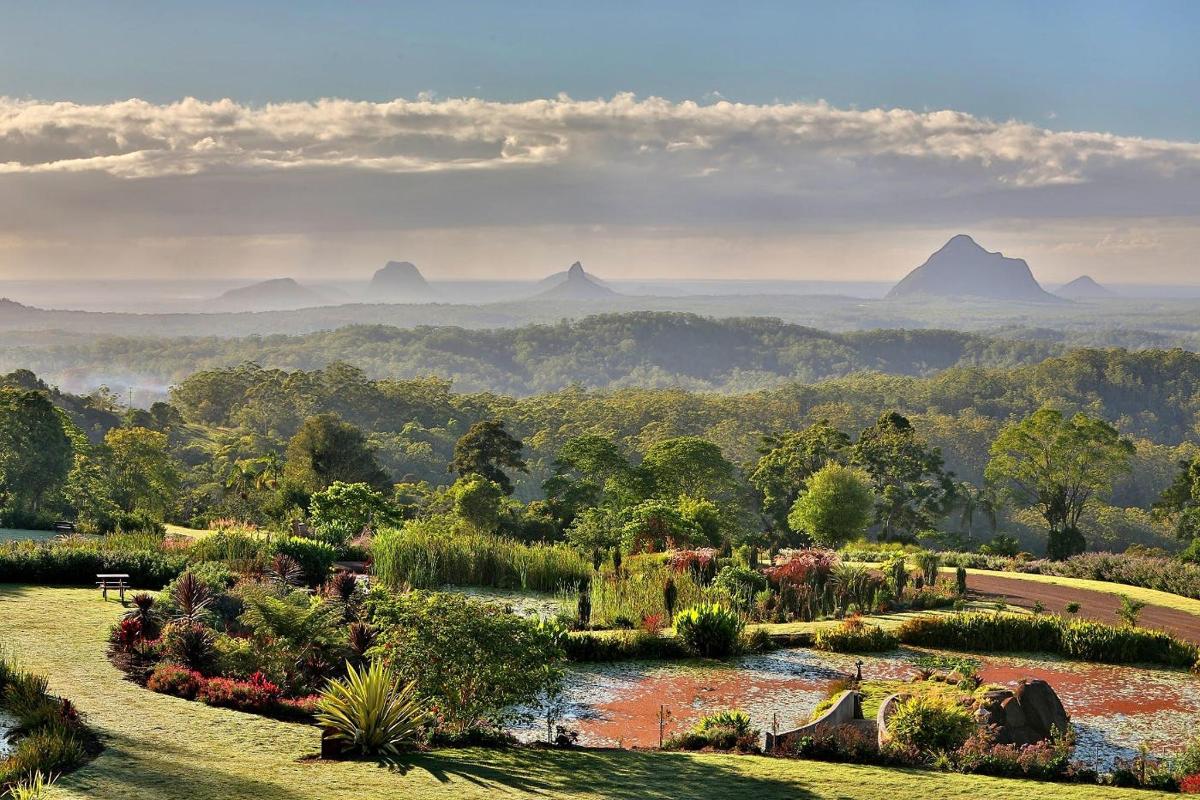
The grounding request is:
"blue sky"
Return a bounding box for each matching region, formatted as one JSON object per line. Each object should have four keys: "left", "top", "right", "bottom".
{"left": 3, "top": 0, "right": 1197, "bottom": 138}
{"left": 0, "top": 2, "right": 1198, "bottom": 282}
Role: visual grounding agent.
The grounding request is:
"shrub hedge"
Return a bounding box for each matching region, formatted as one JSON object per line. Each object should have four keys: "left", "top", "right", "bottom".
{"left": 896, "top": 612, "right": 1198, "bottom": 668}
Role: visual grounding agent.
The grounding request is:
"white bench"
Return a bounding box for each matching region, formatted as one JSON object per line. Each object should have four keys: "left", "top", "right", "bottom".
{"left": 96, "top": 573, "right": 130, "bottom": 602}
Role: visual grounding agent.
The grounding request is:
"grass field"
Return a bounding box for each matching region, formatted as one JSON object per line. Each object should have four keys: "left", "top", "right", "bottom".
{"left": 948, "top": 567, "right": 1200, "bottom": 616}
{"left": 0, "top": 584, "right": 1176, "bottom": 800}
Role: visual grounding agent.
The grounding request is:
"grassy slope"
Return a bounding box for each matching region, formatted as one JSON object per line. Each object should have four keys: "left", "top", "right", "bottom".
{"left": 948, "top": 567, "right": 1200, "bottom": 616}
{"left": 0, "top": 585, "right": 1173, "bottom": 800}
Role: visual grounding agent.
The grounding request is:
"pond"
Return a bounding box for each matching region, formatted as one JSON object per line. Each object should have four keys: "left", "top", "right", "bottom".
{"left": 0, "top": 708, "right": 18, "bottom": 758}
{"left": 510, "top": 646, "right": 1200, "bottom": 770}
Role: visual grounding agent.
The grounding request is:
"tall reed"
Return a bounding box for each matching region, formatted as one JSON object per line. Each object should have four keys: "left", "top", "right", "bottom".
{"left": 371, "top": 522, "right": 589, "bottom": 593}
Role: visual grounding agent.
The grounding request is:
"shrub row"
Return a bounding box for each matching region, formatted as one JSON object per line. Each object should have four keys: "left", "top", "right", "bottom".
{"left": 0, "top": 541, "right": 188, "bottom": 588}
{"left": 146, "top": 662, "right": 319, "bottom": 720}
{"left": 896, "top": 612, "right": 1198, "bottom": 668}
{"left": 812, "top": 618, "right": 899, "bottom": 653}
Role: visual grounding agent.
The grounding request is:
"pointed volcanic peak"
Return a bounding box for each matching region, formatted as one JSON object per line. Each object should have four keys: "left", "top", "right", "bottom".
{"left": 886, "top": 235, "right": 1063, "bottom": 303}
{"left": 534, "top": 261, "right": 619, "bottom": 300}
{"left": 211, "top": 278, "right": 333, "bottom": 312}
{"left": 1054, "top": 274, "right": 1117, "bottom": 300}
{"left": 368, "top": 260, "right": 438, "bottom": 303}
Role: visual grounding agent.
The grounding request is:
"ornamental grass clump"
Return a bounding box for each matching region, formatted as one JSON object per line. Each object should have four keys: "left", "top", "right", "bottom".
{"left": 813, "top": 616, "right": 898, "bottom": 653}
{"left": 673, "top": 603, "right": 744, "bottom": 658}
{"left": 314, "top": 660, "right": 428, "bottom": 756}
{"left": 886, "top": 694, "right": 974, "bottom": 754}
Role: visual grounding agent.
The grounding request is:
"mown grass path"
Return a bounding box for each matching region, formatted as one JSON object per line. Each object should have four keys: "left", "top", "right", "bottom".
{"left": 0, "top": 584, "right": 1175, "bottom": 800}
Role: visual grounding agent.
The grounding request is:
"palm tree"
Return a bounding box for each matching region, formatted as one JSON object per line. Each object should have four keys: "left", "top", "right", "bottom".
{"left": 224, "top": 461, "right": 258, "bottom": 500}
{"left": 253, "top": 451, "right": 284, "bottom": 491}
{"left": 957, "top": 481, "right": 1000, "bottom": 539}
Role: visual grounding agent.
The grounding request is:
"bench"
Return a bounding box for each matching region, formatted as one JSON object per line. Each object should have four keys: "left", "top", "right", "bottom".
{"left": 53, "top": 520, "right": 76, "bottom": 533}
{"left": 96, "top": 573, "right": 130, "bottom": 602}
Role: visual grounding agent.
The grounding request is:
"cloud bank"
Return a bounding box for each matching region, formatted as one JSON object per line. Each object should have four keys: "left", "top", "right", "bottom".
{"left": 2, "top": 94, "right": 1198, "bottom": 187}
{"left": 0, "top": 95, "right": 1197, "bottom": 279}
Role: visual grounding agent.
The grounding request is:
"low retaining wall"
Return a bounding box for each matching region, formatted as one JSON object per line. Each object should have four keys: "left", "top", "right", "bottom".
{"left": 766, "top": 689, "right": 862, "bottom": 752}
{"left": 875, "top": 692, "right": 908, "bottom": 748}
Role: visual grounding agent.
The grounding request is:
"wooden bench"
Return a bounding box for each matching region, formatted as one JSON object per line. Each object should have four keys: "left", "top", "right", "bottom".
{"left": 53, "top": 520, "right": 76, "bottom": 533}
{"left": 96, "top": 573, "right": 130, "bottom": 602}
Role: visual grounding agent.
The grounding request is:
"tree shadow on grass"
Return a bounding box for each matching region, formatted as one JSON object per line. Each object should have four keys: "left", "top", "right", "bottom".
{"left": 390, "top": 747, "right": 821, "bottom": 800}
{"left": 58, "top": 729, "right": 308, "bottom": 800}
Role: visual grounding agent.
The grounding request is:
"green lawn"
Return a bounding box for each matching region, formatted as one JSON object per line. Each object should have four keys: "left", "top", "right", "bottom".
{"left": 947, "top": 566, "right": 1200, "bottom": 616}
{"left": 0, "top": 584, "right": 1174, "bottom": 800}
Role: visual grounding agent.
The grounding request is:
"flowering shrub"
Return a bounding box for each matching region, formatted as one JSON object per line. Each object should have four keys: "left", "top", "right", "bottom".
{"left": 668, "top": 549, "right": 719, "bottom": 584}
{"left": 197, "top": 672, "right": 281, "bottom": 712}
{"left": 276, "top": 694, "right": 322, "bottom": 720}
{"left": 1181, "top": 774, "right": 1200, "bottom": 794}
{"left": 640, "top": 612, "right": 665, "bottom": 634}
{"left": 767, "top": 548, "right": 838, "bottom": 587}
{"left": 146, "top": 663, "right": 204, "bottom": 699}
{"left": 783, "top": 723, "right": 881, "bottom": 762}
{"left": 953, "top": 728, "right": 1073, "bottom": 779}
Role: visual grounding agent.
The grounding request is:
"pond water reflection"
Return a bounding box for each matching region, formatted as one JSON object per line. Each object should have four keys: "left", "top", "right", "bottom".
{"left": 511, "top": 646, "right": 1200, "bottom": 769}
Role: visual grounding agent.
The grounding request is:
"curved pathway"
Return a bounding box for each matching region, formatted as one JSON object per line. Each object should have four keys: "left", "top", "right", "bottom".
{"left": 967, "top": 571, "right": 1200, "bottom": 642}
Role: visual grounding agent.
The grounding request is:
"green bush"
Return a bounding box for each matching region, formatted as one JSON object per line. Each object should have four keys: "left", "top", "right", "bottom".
{"left": 886, "top": 694, "right": 974, "bottom": 752}
{"left": 712, "top": 565, "right": 767, "bottom": 607}
{"left": 563, "top": 629, "right": 686, "bottom": 662}
{"left": 367, "top": 590, "right": 565, "bottom": 736}
{"left": 673, "top": 603, "right": 744, "bottom": 658}
{"left": 0, "top": 540, "right": 187, "bottom": 588}
{"left": 272, "top": 536, "right": 337, "bottom": 585}
{"left": 664, "top": 709, "right": 760, "bottom": 753}
{"left": 813, "top": 618, "right": 898, "bottom": 653}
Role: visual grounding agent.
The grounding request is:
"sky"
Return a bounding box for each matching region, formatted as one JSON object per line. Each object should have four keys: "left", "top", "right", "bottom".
{"left": 0, "top": 0, "right": 1198, "bottom": 283}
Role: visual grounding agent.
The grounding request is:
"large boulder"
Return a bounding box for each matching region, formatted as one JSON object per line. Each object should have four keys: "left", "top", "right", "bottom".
{"left": 974, "top": 679, "right": 1068, "bottom": 746}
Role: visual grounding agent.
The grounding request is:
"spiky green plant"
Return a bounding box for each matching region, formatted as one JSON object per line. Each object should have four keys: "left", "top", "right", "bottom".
{"left": 4, "top": 770, "right": 56, "bottom": 799}
{"left": 314, "top": 661, "right": 428, "bottom": 756}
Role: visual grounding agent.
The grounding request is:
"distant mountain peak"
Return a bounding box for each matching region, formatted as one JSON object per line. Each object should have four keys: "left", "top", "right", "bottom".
{"left": 212, "top": 278, "right": 330, "bottom": 311}
{"left": 535, "top": 261, "right": 618, "bottom": 299}
{"left": 886, "top": 235, "right": 1062, "bottom": 303}
{"left": 1056, "top": 274, "right": 1116, "bottom": 300}
{"left": 368, "top": 260, "right": 436, "bottom": 302}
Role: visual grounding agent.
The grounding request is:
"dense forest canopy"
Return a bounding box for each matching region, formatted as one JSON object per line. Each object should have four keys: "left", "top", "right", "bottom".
{"left": 2, "top": 332, "right": 1196, "bottom": 554}
{"left": 0, "top": 313, "right": 1099, "bottom": 396}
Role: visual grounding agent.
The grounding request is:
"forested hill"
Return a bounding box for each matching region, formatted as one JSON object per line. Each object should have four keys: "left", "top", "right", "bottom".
{"left": 0, "top": 313, "right": 1062, "bottom": 395}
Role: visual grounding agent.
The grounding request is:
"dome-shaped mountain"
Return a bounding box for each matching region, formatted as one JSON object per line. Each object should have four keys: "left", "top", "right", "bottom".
{"left": 368, "top": 261, "right": 437, "bottom": 302}
{"left": 886, "top": 235, "right": 1062, "bottom": 303}
{"left": 212, "top": 278, "right": 330, "bottom": 311}
{"left": 535, "top": 262, "right": 618, "bottom": 300}
{"left": 1055, "top": 275, "right": 1116, "bottom": 300}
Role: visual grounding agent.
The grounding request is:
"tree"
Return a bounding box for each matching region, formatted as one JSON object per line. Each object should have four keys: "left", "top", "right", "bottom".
{"left": 543, "top": 434, "right": 644, "bottom": 523}
{"left": 750, "top": 422, "right": 851, "bottom": 530}
{"left": 0, "top": 389, "right": 73, "bottom": 516}
{"left": 851, "top": 412, "right": 955, "bottom": 543}
{"left": 620, "top": 500, "right": 700, "bottom": 553}
{"left": 449, "top": 475, "right": 504, "bottom": 533}
{"left": 309, "top": 482, "right": 400, "bottom": 533}
{"left": 1155, "top": 458, "right": 1200, "bottom": 540}
{"left": 284, "top": 414, "right": 390, "bottom": 493}
{"left": 786, "top": 464, "right": 875, "bottom": 548}
{"left": 986, "top": 407, "right": 1134, "bottom": 559}
{"left": 450, "top": 419, "right": 527, "bottom": 495}
{"left": 955, "top": 481, "right": 1001, "bottom": 540}
{"left": 104, "top": 426, "right": 182, "bottom": 518}
{"left": 565, "top": 507, "right": 622, "bottom": 559}
{"left": 642, "top": 436, "right": 738, "bottom": 502}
